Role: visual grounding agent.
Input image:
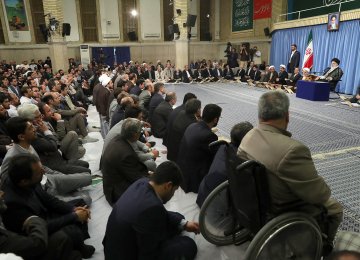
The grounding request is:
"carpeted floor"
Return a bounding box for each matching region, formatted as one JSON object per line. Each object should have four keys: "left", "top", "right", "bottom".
{"left": 84, "top": 82, "right": 359, "bottom": 259}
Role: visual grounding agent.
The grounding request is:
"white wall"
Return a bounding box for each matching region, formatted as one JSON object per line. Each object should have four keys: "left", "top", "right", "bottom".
{"left": 139, "top": 0, "right": 161, "bottom": 40}
{"left": 99, "top": 0, "right": 120, "bottom": 40}
{"left": 63, "top": 0, "right": 80, "bottom": 42}
{"left": 2, "top": 0, "right": 31, "bottom": 42}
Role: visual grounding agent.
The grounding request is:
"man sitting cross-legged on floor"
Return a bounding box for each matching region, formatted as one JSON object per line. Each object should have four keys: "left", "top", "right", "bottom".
{"left": 103, "top": 161, "right": 199, "bottom": 260}
{"left": 1, "top": 117, "right": 92, "bottom": 203}
{"left": 101, "top": 118, "right": 149, "bottom": 206}
{"left": 237, "top": 91, "right": 343, "bottom": 256}
{"left": 1, "top": 154, "right": 95, "bottom": 259}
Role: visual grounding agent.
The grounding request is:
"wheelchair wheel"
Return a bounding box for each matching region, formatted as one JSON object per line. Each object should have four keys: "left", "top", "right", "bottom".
{"left": 244, "top": 212, "right": 323, "bottom": 260}
{"left": 199, "top": 181, "right": 250, "bottom": 246}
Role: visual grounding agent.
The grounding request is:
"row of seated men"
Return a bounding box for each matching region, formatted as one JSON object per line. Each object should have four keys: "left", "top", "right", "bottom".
{"left": 93, "top": 61, "right": 344, "bottom": 258}
{"left": 0, "top": 62, "right": 106, "bottom": 259}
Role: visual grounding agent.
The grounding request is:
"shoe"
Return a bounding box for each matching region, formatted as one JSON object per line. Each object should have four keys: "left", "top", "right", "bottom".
{"left": 80, "top": 244, "right": 95, "bottom": 259}
{"left": 80, "top": 135, "right": 99, "bottom": 144}
{"left": 77, "top": 146, "right": 86, "bottom": 159}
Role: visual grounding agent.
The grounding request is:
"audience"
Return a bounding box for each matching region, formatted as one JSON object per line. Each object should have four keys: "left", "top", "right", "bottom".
{"left": 103, "top": 161, "right": 199, "bottom": 260}
{"left": 177, "top": 104, "right": 222, "bottom": 193}
{"left": 148, "top": 82, "right": 166, "bottom": 121}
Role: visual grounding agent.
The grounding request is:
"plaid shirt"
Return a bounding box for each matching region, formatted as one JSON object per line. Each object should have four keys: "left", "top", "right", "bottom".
{"left": 335, "top": 231, "right": 360, "bottom": 252}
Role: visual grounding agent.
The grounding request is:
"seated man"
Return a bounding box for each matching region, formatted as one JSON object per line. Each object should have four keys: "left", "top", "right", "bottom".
{"left": 101, "top": 118, "right": 149, "bottom": 205}
{"left": 285, "top": 67, "right": 302, "bottom": 87}
{"left": 151, "top": 92, "right": 176, "bottom": 138}
{"left": 197, "top": 121, "right": 253, "bottom": 208}
{"left": 2, "top": 154, "right": 94, "bottom": 259}
{"left": 315, "top": 58, "right": 344, "bottom": 91}
{"left": 275, "top": 64, "right": 289, "bottom": 85}
{"left": 348, "top": 86, "right": 360, "bottom": 104}
{"left": 222, "top": 64, "right": 234, "bottom": 80}
{"left": 177, "top": 104, "right": 222, "bottom": 193}
{"left": 103, "top": 161, "right": 199, "bottom": 260}
{"left": 1, "top": 117, "right": 92, "bottom": 200}
{"left": 237, "top": 91, "right": 343, "bottom": 254}
{"left": 0, "top": 190, "right": 82, "bottom": 260}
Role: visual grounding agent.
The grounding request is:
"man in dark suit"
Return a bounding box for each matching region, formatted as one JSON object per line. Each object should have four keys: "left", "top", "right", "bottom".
{"left": 103, "top": 161, "right": 199, "bottom": 260}
{"left": 2, "top": 154, "right": 94, "bottom": 259}
{"left": 129, "top": 79, "right": 144, "bottom": 96}
{"left": 241, "top": 61, "right": 255, "bottom": 82}
{"left": 275, "top": 64, "right": 289, "bottom": 85}
{"left": 164, "top": 93, "right": 197, "bottom": 147}
{"left": 148, "top": 82, "right": 166, "bottom": 122}
{"left": 250, "top": 65, "right": 262, "bottom": 81}
{"left": 196, "top": 122, "right": 253, "bottom": 207}
{"left": 8, "top": 77, "right": 21, "bottom": 98}
{"left": 287, "top": 43, "right": 300, "bottom": 74}
{"left": 167, "top": 99, "right": 201, "bottom": 162}
{"left": 212, "top": 65, "right": 223, "bottom": 81}
{"left": 286, "top": 67, "right": 302, "bottom": 87}
{"left": 151, "top": 92, "right": 176, "bottom": 138}
{"left": 177, "top": 104, "right": 222, "bottom": 193}
{"left": 142, "top": 65, "right": 155, "bottom": 81}
{"left": 101, "top": 118, "right": 149, "bottom": 205}
{"left": 222, "top": 64, "right": 234, "bottom": 80}
{"left": 182, "top": 65, "right": 193, "bottom": 83}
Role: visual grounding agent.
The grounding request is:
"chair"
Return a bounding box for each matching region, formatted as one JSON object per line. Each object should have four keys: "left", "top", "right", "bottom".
{"left": 199, "top": 153, "right": 324, "bottom": 259}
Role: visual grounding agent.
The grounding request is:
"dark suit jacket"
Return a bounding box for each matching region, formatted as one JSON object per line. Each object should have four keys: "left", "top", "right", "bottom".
{"left": 251, "top": 70, "right": 262, "bottom": 81}
{"left": 129, "top": 85, "right": 141, "bottom": 96}
{"left": 148, "top": 93, "right": 164, "bottom": 122}
{"left": 277, "top": 71, "right": 289, "bottom": 85}
{"left": 173, "top": 70, "right": 182, "bottom": 80}
{"left": 167, "top": 111, "right": 197, "bottom": 162}
{"left": 182, "top": 70, "right": 193, "bottom": 83}
{"left": 164, "top": 104, "right": 185, "bottom": 147}
{"left": 142, "top": 70, "right": 155, "bottom": 81}
{"left": 151, "top": 101, "right": 172, "bottom": 138}
{"left": 100, "top": 136, "right": 148, "bottom": 205}
{"left": 2, "top": 182, "right": 76, "bottom": 235}
{"left": 110, "top": 105, "right": 125, "bottom": 129}
{"left": 103, "top": 178, "right": 184, "bottom": 260}
{"left": 287, "top": 73, "right": 302, "bottom": 86}
{"left": 235, "top": 68, "right": 245, "bottom": 78}
{"left": 212, "top": 68, "right": 223, "bottom": 78}
{"left": 267, "top": 71, "right": 279, "bottom": 83}
{"left": 287, "top": 50, "right": 300, "bottom": 73}
{"left": 203, "top": 69, "right": 212, "bottom": 78}
{"left": 177, "top": 121, "right": 218, "bottom": 193}
{"left": 222, "top": 68, "right": 234, "bottom": 79}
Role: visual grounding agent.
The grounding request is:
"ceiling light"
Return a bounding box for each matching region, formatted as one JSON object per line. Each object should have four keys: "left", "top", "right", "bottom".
{"left": 131, "top": 9, "right": 138, "bottom": 16}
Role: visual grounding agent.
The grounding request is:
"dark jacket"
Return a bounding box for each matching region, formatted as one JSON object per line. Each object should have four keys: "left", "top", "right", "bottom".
{"left": 129, "top": 85, "right": 141, "bottom": 96}
{"left": 103, "top": 178, "right": 184, "bottom": 260}
{"left": 267, "top": 71, "right": 279, "bottom": 83}
{"left": 148, "top": 93, "right": 164, "bottom": 122}
{"left": 177, "top": 121, "right": 218, "bottom": 193}
{"left": 212, "top": 68, "right": 223, "bottom": 78}
{"left": 182, "top": 70, "right": 193, "bottom": 83}
{"left": 151, "top": 101, "right": 173, "bottom": 138}
{"left": 100, "top": 136, "right": 148, "bottom": 205}
{"left": 287, "top": 50, "right": 300, "bottom": 73}
{"left": 167, "top": 111, "right": 197, "bottom": 162}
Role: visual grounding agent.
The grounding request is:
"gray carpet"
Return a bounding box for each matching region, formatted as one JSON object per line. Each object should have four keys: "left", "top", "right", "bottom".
{"left": 166, "top": 82, "right": 360, "bottom": 232}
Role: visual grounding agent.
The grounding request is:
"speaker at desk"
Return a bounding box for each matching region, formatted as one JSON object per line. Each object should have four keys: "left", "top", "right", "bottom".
{"left": 127, "top": 31, "right": 137, "bottom": 41}
{"left": 186, "top": 14, "right": 197, "bottom": 27}
{"left": 62, "top": 23, "right": 71, "bottom": 37}
{"left": 264, "top": 27, "right": 270, "bottom": 37}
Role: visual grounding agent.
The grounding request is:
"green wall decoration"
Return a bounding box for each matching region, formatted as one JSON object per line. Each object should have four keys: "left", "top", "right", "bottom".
{"left": 232, "top": 0, "right": 253, "bottom": 32}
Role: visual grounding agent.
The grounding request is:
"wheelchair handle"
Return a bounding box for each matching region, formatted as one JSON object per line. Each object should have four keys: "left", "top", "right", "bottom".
{"left": 208, "top": 140, "right": 229, "bottom": 149}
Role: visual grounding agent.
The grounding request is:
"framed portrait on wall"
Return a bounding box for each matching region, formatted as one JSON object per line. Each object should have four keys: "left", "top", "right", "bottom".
{"left": 3, "top": 0, "right": 29, "bottom": 31}
{"left": 328, "top": 12, "right": 340, "bottom": 31}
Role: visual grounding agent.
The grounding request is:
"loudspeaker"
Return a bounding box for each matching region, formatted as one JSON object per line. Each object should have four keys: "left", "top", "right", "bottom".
{"left": 39, "top": 24, "right": 48, "bottom": 42}
{"left": 186, "top": 14, "right": 197, "bottom": 27}
{"left": 204, "top": 32, "right": 212, "bottom": 41}
{"left": 127, "top": 31, "right": 137, "bottom": 41}
{"left": 264, "top": 27, "right": 270, "bottom": 37}
{"left": 62, "top": 23, "right": 71, "bottom": 37}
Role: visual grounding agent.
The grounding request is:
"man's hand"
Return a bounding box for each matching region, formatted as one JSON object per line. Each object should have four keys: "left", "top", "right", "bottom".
{"left": 151, "top": 149, "right": 159, "bottom": 159}
{"left": 184, "top": 221, "right": 200, "bottom": 234}
{"left": 52, "top": 113, "right": 62, "bottom": 121}
{"left": 74, "top": 206, "right": 91, "bottom": 223}
{"left": 34, "top": 120, "right": 48, "bottom": 133}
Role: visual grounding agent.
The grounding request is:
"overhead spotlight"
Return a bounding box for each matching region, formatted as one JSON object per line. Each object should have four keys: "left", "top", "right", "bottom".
{"left": 206, "top": 14, "right": 210, "bottom": 18}
{"left": 131, "top": 9, "right": 138, "bottom": 16}
{"left": 176, "top": 9, "right": 181, "bottom": 15}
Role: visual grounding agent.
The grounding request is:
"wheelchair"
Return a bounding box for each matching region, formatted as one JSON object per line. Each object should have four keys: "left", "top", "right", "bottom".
{"left": 199, "top": 142, "right": 324, "bottom": 259}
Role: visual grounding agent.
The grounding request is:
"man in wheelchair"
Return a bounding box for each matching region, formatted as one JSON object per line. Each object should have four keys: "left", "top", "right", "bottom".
{"left": 237, "top": 91, "right": 343, "bottom": 254}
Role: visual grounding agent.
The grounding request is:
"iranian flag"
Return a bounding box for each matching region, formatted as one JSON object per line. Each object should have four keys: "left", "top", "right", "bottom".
{"left": 302, "top": 30, "right": 313, "bottom": 69}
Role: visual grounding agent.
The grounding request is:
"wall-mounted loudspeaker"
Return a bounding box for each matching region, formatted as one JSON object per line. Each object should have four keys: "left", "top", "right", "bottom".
{"left": 128, "top": 31, "right": 137, "bottom": 41}
{"left": 186, "top": 14, "right": 197, "bottom": 27}
{"left": 264, "top": 27, "right": 270, "bottom": 37}
{"left": 62, "top": 23, "right": 71, "bottom": 37}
